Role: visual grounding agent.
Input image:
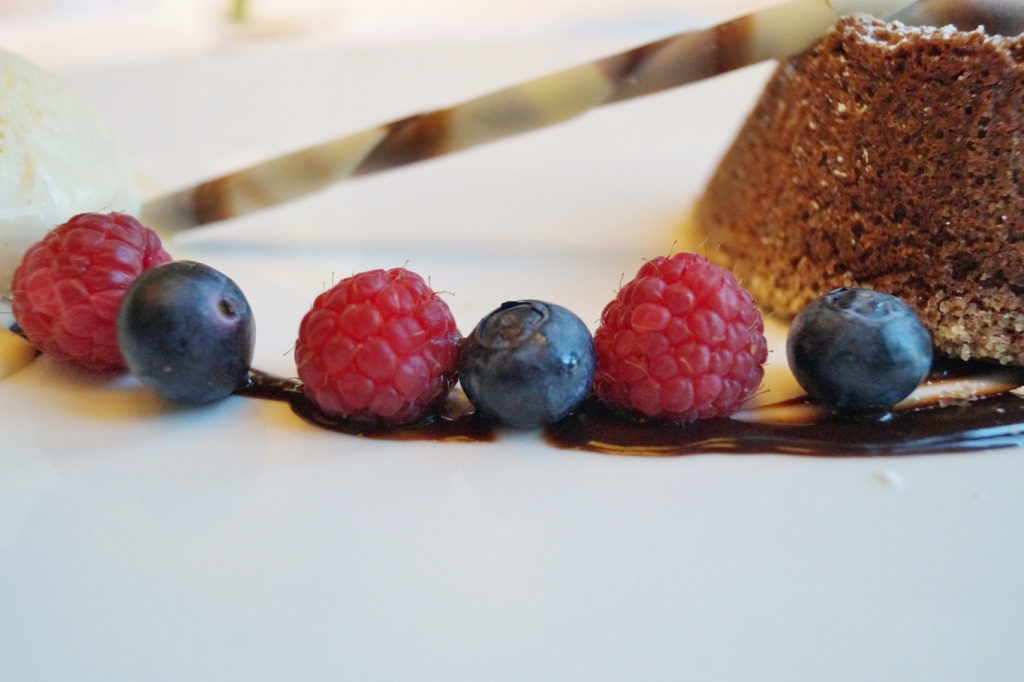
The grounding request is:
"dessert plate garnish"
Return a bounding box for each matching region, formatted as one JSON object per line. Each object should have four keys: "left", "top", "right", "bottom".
{"left": 141, "top": 0, "right": 932, "bottom": 233}
{"left": 4, "top": 0, "right": 1024, "bottom": 457}
{"left": 9, "top": 20, "right": 1024, "bottom": 677}
{"left": 137, "top": 0, "right": 1024, "bottom": 233}
{"left": 236, "top": 357, "right": 1024, "bottom": 455}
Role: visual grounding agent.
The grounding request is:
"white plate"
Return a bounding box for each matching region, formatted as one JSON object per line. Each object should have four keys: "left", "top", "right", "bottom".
{"left": 3, "top": 42, "right": 1024, "bottom": 681}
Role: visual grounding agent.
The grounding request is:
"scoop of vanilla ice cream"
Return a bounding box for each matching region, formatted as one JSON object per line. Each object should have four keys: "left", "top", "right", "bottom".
{"left": 0, "top": 49, "right": 139, "bottom": 303}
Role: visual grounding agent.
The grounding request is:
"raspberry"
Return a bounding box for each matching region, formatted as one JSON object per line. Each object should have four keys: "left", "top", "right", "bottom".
{"left": 295, "top": 267, "right": 461, "bottom": 425}
{"left": 11, "top": 212, "right": 172, "bottom": 372}
{"left": 593, "top": 253, "right": 767, "bottom": 422}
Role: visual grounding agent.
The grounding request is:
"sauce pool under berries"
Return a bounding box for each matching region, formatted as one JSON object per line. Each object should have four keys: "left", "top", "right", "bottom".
{"left": 238, "top": 370, "right": 497, "bottom": 443}
{"left": 545, "top": 393, "right": 1024, "bottom": 456}
{"left": 237, "top": 361, "right": 1024, "bottom": 456}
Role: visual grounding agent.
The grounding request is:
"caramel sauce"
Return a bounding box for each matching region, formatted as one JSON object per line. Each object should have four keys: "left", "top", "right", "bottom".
{"left": 236, "top": 361, "right": 1024, "bottom": 456}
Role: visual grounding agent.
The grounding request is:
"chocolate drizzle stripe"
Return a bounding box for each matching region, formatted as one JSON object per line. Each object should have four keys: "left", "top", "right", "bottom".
{"left": 447, "top": 64, "right": 616, "bottom": 151}
{"left": 144, "top": 127, "right": 388, "bottom": 231}
{"left": 713, "top": 17, "right": 758, "bottom": 74}
{"left": 237, "top": 372, "right": 497, "bottom": 443}
{"left": 236, "top": 361, "right": 1024, "bottom": 457}
{"left": 543, "top": 394, "right": 1024, "bottom": 457}
{"left": 596, "top": 37, "right": 675, "bottom": 89}
{"left": 141, "top": 0, "right": 941, "bottom": 232}
{"left": 353, "top": 110, "right": 454, "bottom": 176}
{"left": 602, "top": 20, "right": 755, "bottom": 104}
{"left": 145, "top": 0, "right": 1024, "bottom": 232}
{"left": 190, "top": 177, "right": 234, "bottom": 227}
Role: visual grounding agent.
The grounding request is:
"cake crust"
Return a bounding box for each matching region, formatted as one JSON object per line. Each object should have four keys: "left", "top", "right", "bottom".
{"left": 697, "top": 16, "right": 1024, "bottom": 365}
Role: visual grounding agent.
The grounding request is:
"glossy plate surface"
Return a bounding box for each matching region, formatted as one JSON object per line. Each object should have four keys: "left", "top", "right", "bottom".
{"left": 2, "top": 42, "right": 1023, "bottom": 681}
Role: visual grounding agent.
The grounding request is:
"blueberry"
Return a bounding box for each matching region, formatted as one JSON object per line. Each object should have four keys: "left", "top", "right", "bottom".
{"left": 459, "top": 300, "right": 596, "bottom": 428}
{"left": 117, "top": 261, "right": 255, "bottom": 404}
{"left": 786, "top": 288, "right": 932, "bottom": 411}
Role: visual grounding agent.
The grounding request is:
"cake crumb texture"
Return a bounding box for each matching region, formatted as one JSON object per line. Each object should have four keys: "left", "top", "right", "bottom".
{"left": 696, "top": 16, "right": 1024, "bottom": 365}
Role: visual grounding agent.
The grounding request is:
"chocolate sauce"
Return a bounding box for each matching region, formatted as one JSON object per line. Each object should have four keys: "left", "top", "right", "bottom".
{"left": 237, "top": 371, "right": 496, "bottom": 443}
{"left": 543, "top": 394, "right": 1024, "bottom": 457}
{"left": 237, "top": 362, "right": 1024, "bottom": 456}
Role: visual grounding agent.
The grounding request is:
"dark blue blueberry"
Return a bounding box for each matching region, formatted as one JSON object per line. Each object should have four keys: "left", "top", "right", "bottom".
{"left": 786, "top": 288, "right": 933, "bottom": 411}
{"left": 459, "top": 300, "right": 595, "bottom": 428}
{"left": 117, "top": 261, "right": 255, "bottom": 404}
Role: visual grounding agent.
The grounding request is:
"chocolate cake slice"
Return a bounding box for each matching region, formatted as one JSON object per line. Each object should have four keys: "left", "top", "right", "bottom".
{"left": 696, "top": 15, "right": 1024, "bottom": 364}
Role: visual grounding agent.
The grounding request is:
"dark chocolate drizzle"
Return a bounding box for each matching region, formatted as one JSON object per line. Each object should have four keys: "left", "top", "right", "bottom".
{"left": 236, "top": 361, "right": 1024, "bottom": 456}
{"left": 543, "top": 394, "right": 1024, "bottom": 457}
{"left": 237, "top": 370, "right": 496, "bottom": 443}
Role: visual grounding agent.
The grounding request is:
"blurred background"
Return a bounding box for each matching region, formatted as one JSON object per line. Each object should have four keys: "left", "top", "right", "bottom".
{"left": 0, "top": 0, "right": 771, "bottom": 71}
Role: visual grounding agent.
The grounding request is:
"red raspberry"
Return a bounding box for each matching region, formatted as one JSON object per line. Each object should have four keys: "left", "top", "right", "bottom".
{"left": 593, "top": 253, "right": 767, "bottom": 422}
{"left": 295, "top": 267, "right": 461, "bottom": 425}
{"left": 11, "top": 212, "right": 172, "bottom": 372}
